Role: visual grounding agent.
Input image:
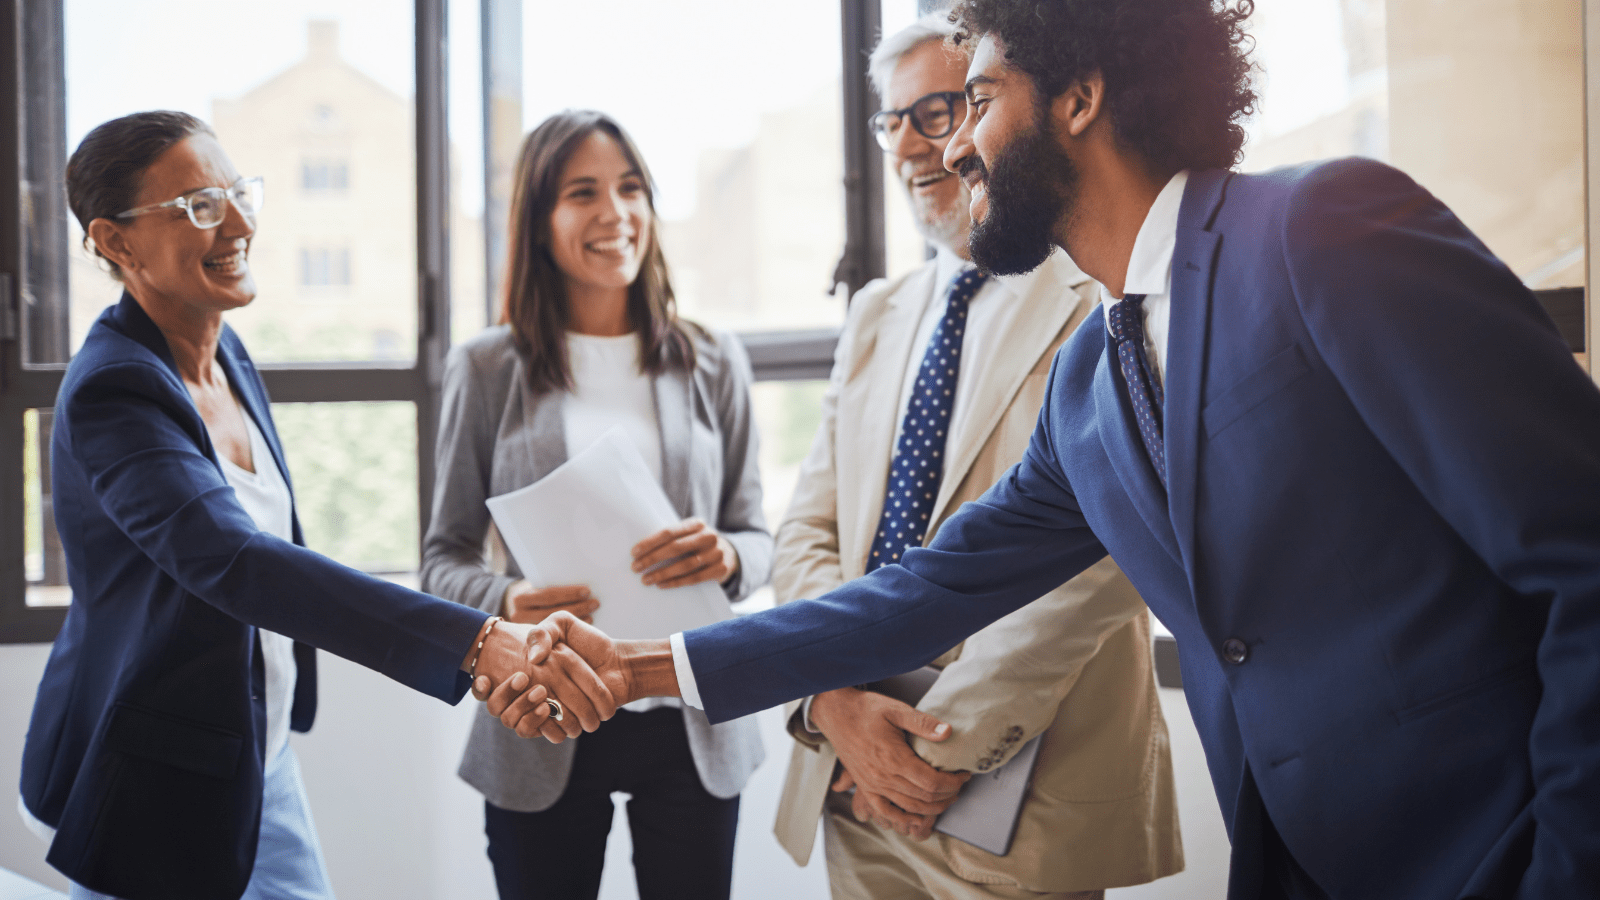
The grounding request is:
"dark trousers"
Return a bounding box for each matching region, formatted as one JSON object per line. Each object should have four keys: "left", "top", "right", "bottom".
{"left": 484, "top": 707, "right": 740, "bottom": 900}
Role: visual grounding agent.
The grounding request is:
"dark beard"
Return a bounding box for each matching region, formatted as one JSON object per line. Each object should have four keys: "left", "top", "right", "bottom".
{"left": 964, "top": 112, "right": 1079, "bottom": 276}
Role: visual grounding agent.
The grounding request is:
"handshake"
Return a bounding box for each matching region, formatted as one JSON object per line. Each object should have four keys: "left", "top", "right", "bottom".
{"left": 464, "top": 611, "right": 678, "bottom": 743}
{"left": 463, "top": 611, "right": 972, "bottom": 842}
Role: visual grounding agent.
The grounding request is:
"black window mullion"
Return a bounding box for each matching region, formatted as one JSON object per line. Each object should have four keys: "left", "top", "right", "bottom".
{"left": 0, "top": 0, "right": 68, "bottom": 642}
{"left": 837, "top": 0, "right": 886, "bottom": 300}
{"left": 481, "top": 0, "right": 521, "bottom": 330}
{"left": 415, "top": 0, "right": 451, "bottom": 541}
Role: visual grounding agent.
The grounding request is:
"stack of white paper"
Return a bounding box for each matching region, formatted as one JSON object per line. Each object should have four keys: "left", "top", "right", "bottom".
{"left": 485, "top": 428, "right": 732, "bottom": 639}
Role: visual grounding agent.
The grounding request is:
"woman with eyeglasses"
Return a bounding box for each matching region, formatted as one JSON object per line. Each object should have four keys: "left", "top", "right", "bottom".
{"left": 17, "top": 111, "right": 609, "bottom": 900}
{"left": 419, "top": 110, "right": 769, "bottom": 900}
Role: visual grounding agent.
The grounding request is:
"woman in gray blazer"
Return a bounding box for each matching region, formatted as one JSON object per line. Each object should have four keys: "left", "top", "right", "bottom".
{"left": 420, "top": 111, "right": 768, "bottom": 900}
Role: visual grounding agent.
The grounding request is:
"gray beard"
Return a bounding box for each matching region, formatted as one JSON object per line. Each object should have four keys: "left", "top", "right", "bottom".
{"left": 909, "top": 181, "right": 973, "bottom": 255}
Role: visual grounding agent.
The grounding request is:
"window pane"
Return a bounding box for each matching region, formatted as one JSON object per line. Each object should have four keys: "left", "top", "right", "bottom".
{"left": 520, "top": 1, "right": 847, "bottom": 335}
{"left": 449, "top": 0, "right": 491, "bottom": 343}
{"left": 879, "top": 1, "right": 959, "bottom": 280}
{"left": 1243, "top": 0, "right": 1583, "bottom": 288}
{"left": 54, "top": 3, "right": 419, "bottom": 363}
{"left": 24, "top": 410, "right": 70, "bottom": 608}
{"left": 734, "top": 379, "right": 830, "bottom": 614}
{"left": 271, "top": 402, "right": 419, "bottom": 573}
{"left": 880, "top": 0, "right": 928, "bottom": 44}
{"left": 19, "top": 402, "right": 418, "bottom": 611}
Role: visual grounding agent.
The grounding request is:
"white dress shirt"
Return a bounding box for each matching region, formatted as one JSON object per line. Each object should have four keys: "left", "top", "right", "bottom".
{"left": 891, "top": 248, "right": 1008, "bottom": 448}
{"left": 1100, "top": 170, "right": 1189, "bottom": 385}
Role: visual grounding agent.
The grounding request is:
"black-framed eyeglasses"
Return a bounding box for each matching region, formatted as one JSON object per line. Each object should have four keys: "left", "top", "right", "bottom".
{"left": 116, "top": 176, "right": 264, "bottom": 229}
{"left": 868, "top": 91, "right": 967, "bottom": 152}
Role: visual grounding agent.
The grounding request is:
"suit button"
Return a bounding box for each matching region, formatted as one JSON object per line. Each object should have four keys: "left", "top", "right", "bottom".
{"left": 1222, "top": 638, "right": 1249, "bottom": 665}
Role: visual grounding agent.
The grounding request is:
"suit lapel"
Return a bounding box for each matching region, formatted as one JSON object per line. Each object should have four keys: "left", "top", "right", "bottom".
{"left": 215, "top": 331, "right": 292, "bottom": 497}
{"left": 1166, "top": 171, "right": 1231, "bottom": 574}
{"left": 516, "top": 375, "right": 570, "bottom": 487}
{"left": 930, "top": 256, "right": 1085, "bottom": 525}
{"left": 654, "top": 365, "right": 694, "bottom": 519}
{"left": 1095, "top": 326, "right": 1184, "bottom": 567}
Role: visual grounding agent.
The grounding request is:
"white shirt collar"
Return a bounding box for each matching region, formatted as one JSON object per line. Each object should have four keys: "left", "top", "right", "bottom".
{"left": 933, "top": 245, "right": 967, "bottom": 290}
{"left": 1101, "top": 169, "right": 1189, "bottom": 305}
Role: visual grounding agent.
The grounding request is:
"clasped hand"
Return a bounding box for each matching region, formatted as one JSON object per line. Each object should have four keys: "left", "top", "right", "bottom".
{"left": 809, "top": 687, "right": 970, "bottom": 841}
{"left": 465, "top": 617, "right": 621, "bottom": 742}
{"left": 471, "top": 611, "right": 645, "bottom": 743}
{"left": 477, "top": 518, "right": 735, "bottom": 737}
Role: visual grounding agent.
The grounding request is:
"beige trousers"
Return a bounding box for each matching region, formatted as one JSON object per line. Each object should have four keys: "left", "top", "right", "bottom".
{"left": 820, "top": 794, "right": 1105, "bottom": 900}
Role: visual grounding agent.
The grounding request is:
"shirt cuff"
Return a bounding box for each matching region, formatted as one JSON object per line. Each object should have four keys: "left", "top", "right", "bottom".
{"left": 801, "top": 695, "right": 822, "bottom": 734}
{"left": 669, "top": 632, "right": 704, "bottom": 710}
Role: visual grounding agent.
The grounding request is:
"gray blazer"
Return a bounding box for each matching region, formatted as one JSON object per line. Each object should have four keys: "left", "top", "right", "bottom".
{"left": 420, "top": 324, "right": 769, "bottom": 811}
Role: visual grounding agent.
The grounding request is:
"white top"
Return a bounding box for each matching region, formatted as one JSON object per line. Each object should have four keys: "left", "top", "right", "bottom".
{"left": 561, "top": 332, "right": 679, "bottom": 713}
{"left": 563, "top": 332, "right": 663, "bottom": 484}
{"left": 891, "top": 248, "right": 1008, "bottom": 448}
{"left": 673, "top": 176, "right": 1193, "bottom": 713}
{"left": 217, "top": 410, "right": 299, "bottom": 765}
{"left": 1100, "top": 170, "right": 1189, "bottom": 385}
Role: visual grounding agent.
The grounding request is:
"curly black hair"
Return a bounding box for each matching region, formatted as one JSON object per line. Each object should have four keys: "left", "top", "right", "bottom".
{"left": 951, "top": 0, "right": 1258, "bottom": 174}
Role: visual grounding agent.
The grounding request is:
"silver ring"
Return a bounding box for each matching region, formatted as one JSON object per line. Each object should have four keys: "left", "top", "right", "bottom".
{"left": 546, "top": 698, "right": 564, "bottom": 722}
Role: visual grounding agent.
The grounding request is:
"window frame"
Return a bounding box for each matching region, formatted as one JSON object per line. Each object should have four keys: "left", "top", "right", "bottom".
{"left": 0, "top": 0, "right": 455, "bottom": 642}
{"left": 12, "top": 0, "right": 1581, "bottom": 644}
{"left": 0, "top": 0, "right": 882, "bottom": 641}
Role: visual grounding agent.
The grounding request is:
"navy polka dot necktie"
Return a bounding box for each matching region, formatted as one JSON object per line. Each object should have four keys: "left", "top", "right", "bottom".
{"left": 1107, "top": 293, "right": 1167, "bottom": 488}
{"left": 866, "top": 268, "right": 988, "bottom": 572}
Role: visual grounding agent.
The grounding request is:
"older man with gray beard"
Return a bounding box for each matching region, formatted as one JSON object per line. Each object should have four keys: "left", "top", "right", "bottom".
{"left": 766, "top": 16, "right": 1183, "bottom": 900}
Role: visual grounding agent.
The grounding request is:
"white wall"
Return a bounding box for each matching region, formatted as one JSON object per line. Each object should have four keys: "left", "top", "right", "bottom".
{"left": 2, "top": 648, "right": 1227, "bottom": 899}
{"left": 1, "top": 644, "right": 62, "bottom": 891}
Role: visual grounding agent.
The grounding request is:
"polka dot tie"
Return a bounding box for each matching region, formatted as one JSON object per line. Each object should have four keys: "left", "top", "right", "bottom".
{"left": 866, "top": 268, "right": 988, "bottom": 572}
{"left": 1107, "top": 293, "right": 1167, "bottom": 488}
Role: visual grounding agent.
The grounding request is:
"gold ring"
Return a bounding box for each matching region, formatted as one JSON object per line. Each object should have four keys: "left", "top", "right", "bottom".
{"left": 546, "top": 698, "right": 564, "bottom": 722}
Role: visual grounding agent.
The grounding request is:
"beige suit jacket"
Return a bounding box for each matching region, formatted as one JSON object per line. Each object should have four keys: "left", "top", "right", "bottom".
{"left": 771, "top": 251, "right": 1183, "bottom": 892}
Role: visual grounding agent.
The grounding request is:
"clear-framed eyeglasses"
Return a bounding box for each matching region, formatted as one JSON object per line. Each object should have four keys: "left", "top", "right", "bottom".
{"left": 115, "top": 176, "right": 264, "bottom": 229}
{"left": 868, "top": 91, "right": 967, "bottom": 152}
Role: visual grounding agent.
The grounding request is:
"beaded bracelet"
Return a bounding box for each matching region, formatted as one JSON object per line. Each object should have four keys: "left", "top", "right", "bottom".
{"left": 468, "top": 615, "right": 503, "bottom": 680}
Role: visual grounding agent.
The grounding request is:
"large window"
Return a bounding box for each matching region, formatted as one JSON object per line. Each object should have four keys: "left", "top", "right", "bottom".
{"left": 0, "top": 0, "right": 882, "bottom": 640}
{"left": 0, "top": 0, "right": 458, "bottom": 640}
{"left": 1240, "top": 0, "right": 1585, "bottom": 294}
{"left": 2, "top": 0, "right": 1592, "bottom": 641}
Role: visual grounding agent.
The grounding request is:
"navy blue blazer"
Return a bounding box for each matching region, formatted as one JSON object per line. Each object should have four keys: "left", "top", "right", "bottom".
{"left": 20, "top": 293, "right": 488, "bottom": 900}
{"left": 682, "top": 159, "right": 1600, "bottom": 899}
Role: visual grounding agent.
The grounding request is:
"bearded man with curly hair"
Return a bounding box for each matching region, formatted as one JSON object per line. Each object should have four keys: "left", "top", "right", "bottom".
{"left": 488, "top": 3, "right": 1600, "bottom": 898}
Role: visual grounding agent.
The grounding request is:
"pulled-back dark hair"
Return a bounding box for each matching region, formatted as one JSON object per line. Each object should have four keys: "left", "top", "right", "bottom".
{"left": 66, "top": 110, "right": 214, "bottom": 279}
{"left": 499, "top": 110, "right": 695, "bottom": 395}
{"left": 952, "top": 0, "right": 1258, "bottom": 175}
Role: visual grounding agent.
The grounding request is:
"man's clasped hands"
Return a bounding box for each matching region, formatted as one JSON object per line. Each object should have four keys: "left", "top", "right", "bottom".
{"left": 466, "top": 610, "right": 973, "bottom": 841}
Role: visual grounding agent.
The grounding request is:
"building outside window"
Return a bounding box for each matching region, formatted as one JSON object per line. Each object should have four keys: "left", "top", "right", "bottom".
{"left": 301, "top": 157, "right": 350, "bottom": 192}
{"left": 299, "top": 246, "right": 352, "bottom": 288}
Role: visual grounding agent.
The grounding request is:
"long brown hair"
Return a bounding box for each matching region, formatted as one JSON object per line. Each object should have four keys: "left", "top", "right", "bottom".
{"left": 499, "top": 110, "right": 695, "bottom": 394}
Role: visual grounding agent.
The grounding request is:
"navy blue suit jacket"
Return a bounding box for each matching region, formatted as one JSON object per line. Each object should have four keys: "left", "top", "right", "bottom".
{"left": 683, "top": 159, "right": 1600, "bottom": 899}
{"left": 20, "top": 294, "right": 488, "bottom": 900}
